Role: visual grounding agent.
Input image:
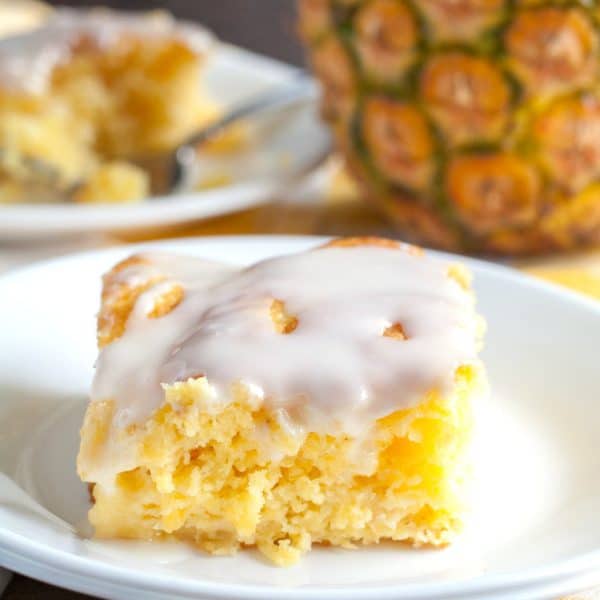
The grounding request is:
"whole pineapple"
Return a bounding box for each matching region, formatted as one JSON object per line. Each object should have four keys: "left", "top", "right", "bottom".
{"left": 299, "top": 0, "right": 600, "bottom": 254}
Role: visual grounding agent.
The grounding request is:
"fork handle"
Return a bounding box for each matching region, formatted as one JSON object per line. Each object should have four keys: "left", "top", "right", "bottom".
{"left": 177, "top": 73, "right": 319, "bottom": 153}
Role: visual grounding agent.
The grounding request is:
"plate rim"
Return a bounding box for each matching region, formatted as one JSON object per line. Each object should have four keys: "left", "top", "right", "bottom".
{"left": 1, "top": 234, "right": 600, "bottom": 599}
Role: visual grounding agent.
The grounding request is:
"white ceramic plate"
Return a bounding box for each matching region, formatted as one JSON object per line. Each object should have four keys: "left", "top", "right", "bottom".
{"left": 1, "top": 235, "right": 600, "bottom": 600}
{"left": 0, "top": 46, "right": 329, "bottom": 241}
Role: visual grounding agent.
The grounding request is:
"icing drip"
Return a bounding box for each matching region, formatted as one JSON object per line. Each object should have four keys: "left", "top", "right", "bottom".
{"left": 93, "top": 246, "right": 480, "bottom": 435}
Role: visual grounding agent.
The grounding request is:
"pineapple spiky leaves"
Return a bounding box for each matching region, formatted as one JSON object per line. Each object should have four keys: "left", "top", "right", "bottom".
{"left": 300, "top": 0, "right": 600, "bottom": 254}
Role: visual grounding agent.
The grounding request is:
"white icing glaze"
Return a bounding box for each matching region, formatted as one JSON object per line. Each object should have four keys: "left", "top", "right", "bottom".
{"left": 92, "top": 246, "right": 480, "bottom": 444}
{"left": 0, "top": 8, "right": 213, "bottom": 94}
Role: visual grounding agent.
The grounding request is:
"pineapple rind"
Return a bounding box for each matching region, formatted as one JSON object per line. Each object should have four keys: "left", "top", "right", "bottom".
{"left": 301, "top": 0, "right": 600, "bottom": 254}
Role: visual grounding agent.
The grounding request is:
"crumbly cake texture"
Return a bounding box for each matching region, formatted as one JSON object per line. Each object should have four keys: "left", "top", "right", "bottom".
{"left": 78, "top": 237, "right": 487, "bottom": 566}
{"left": 0, "top": 8, "right": 216, "bottom": 204}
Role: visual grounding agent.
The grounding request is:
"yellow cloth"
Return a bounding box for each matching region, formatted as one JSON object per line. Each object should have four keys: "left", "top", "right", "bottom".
{"left": 527, "top": 269, "right": 600, "bottom": 300}
{"left": 520, "top": 248, "right": 600, "bottom": 299}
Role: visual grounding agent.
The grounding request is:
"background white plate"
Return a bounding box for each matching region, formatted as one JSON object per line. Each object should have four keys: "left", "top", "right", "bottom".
{"left": 0, "top": 46, "right": 329, "bottom": 241}
{"left": 1, "top": 236, "right": 600, "bottom": 600}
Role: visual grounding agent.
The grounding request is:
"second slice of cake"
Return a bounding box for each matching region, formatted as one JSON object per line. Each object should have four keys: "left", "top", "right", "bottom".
{"left": 77, "top": 237, "right": 486, "bottom": 565}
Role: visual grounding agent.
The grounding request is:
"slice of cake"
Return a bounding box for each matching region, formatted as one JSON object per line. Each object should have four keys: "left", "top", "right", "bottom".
{"left": 77, "top": 237, "right": 487, "bottom": 566}
{"left": 0, "top": 8, "right": 216, "bottom": 204}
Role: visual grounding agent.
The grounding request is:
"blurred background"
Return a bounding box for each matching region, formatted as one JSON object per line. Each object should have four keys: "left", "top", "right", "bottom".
{"left": 47, "top": 0, "right": 304, "bottom": 65}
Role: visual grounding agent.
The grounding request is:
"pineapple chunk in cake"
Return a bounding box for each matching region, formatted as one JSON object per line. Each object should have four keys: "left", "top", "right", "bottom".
{"left": 78, "top": 237, "right": 487, "bottom": 566}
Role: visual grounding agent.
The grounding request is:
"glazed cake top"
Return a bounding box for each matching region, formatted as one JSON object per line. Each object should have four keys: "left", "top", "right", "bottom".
{"left": 0, "top": 7, "right": 213, "bottom": 94}
{"left": 92, "top": 241, "right": 481, "bottom": 440}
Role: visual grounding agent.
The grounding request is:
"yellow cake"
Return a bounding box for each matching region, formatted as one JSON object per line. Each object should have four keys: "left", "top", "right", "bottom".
{"left": 0, "top": 8, "right": 216, "bottom": 204}
{"left": 77, "top": 237, "right": 487, "bottom": 566}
